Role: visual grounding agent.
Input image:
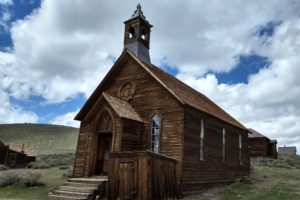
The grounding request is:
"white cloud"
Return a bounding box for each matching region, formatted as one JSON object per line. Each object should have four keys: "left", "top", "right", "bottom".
{"left": 0, "top": 8, "right": 11, "bottom": 32}
{"left": 0, "top": 53, "right": 38, "bottom": 123}
{"left": 1, "top": 0, "right": 300, "bottom": 152}
{"left": 50, "top": 110, "right": 80, "bottom": 128}
{"left": 176, "top": 18, "right": 300, "bottom": 152}
{"left": 0, "top": 0, "right": 12, "bottom": 5}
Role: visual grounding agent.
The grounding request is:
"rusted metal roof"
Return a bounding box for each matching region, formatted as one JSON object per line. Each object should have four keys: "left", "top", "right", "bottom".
{"left": 9, "top": 144, "right": 37, "bottom": 157}
{"left": 103, "top": 93, "right": 143, "bottom": 122}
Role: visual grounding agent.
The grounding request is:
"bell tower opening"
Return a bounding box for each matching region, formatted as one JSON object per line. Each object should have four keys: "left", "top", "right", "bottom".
{"left": 124, "top": 4, "right": 153, "bottom": 64}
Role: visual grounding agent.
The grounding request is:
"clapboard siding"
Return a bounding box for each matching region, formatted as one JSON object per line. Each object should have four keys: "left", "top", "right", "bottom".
{"left": 182, "top": 107, "right": 249, "bottom": 192}
{"left": 73, "top": 53, "right": 250, "bottom": 195}
{"left": 101, "top": 60, "right": 184, "bottom": 179}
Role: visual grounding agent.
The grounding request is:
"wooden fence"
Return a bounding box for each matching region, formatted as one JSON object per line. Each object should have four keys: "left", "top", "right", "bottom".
{"left": 108, "top": 151, "right": 178, "bottom": 200}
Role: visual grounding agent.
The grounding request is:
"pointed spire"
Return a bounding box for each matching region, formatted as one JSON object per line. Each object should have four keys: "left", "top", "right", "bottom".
{"left": 131, "top": 3, "right": 147, "bottom": 21}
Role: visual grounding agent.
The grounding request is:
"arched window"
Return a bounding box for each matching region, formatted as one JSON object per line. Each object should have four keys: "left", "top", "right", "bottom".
{"left": 151, "top": 114, "right": 160, "bottom": 153}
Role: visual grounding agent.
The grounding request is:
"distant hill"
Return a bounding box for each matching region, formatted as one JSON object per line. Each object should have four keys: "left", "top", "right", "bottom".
{"left": 0, "top": 123, "right": 79, "bottom": 155}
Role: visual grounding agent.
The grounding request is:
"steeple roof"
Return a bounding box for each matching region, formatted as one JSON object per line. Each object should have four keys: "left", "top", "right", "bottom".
{"left": 125, "top": 3, "right": 152, "bottom": 26}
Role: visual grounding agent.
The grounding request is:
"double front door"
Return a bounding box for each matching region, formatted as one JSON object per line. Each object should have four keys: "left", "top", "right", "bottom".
{"left": 95, "top": 133, "right": 112, "bottom": 175}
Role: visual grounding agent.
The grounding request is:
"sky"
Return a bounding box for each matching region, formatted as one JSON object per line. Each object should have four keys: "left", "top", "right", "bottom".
{"left": 0, "top": 0, "right": 300, "bottom": 153}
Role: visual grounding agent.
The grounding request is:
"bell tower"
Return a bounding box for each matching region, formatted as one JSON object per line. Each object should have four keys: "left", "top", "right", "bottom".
{"left": 124, "top": 4, "right": 153, "bottom": 64}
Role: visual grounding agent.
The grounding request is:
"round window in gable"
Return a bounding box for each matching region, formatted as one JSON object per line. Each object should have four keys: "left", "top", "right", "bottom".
{"left": 118, "top": 82, "right": 135, "bottom": 101}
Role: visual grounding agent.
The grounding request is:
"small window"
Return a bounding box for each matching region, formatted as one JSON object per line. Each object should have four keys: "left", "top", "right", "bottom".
{"left": 222, "top": 128, "right": 226, "bottom": 162}
{"left": 239, "top": 134, "right": 242, "bottom": 164}
{"left": 200, "top": 118, "right": 204, "bottom": 160}
{"left": 151, "top": 114, "right": 160, "bottom": 153}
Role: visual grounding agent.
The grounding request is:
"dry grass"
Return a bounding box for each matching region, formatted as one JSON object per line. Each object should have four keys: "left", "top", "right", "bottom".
{"left": 0, "top": 169, "right": 42, "bottom": 187}
{"left": 0, "top": 123, "right": 79, "bottom": 154}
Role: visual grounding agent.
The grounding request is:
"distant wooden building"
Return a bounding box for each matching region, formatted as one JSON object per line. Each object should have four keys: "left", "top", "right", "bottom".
{"left": 248, "top": 128, "right": 277, "bottom": 159}
{"left": 278, "top": 146, "right": 297, "bottom": 156}
{"left": 73, "top": 4, "right": 250, "bottom": 198}
{"left": 0, "top": 141, "right": 29, "bottom": 168}
{"left": 9, "top": 144, "right": 37, "bottom": 163}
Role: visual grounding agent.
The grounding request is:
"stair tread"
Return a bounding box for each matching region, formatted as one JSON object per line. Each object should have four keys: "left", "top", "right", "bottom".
{"left": 60, "top": 185, "right": 97, "bottom": 190}
{"left": 63, "top": 182, "right": 99, "bottom": 186}
{"left": 69, "top": 177, "right": 107, "bottom": 182}
{"left": 54, "top": 190, "right": 91, "bottom": 195}
{"left": 49, "top": 194, "right": 88, "bottom": 200}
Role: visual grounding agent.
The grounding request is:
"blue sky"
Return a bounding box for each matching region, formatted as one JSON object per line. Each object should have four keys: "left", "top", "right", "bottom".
{"left": 0, "top": 0, "right": 300, "bottom": 153}
{"left": 0, "top": 1, "right": 269, "bottom": 122}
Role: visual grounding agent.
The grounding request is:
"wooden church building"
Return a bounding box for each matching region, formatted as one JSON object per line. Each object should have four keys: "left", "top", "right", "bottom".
{"left": 73, "top": 4, "right": 250, "bottom": 198}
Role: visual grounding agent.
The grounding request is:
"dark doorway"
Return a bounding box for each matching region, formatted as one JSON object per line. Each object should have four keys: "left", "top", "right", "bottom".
{"left": 95, "top": 134, "right": 112, "bottom": 175}
{"left": 95, "top": 108, "right": 113, "bottom": 175}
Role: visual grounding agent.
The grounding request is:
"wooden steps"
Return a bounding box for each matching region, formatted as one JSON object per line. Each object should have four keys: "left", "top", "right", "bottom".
{"left": 49, "top": 176, "right": 107, "bottom": 200}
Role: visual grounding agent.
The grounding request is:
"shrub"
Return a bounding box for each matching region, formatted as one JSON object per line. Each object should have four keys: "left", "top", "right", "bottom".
{"left": 251, "top": 155, "right": 300, "bottom": 169}
{"left": 37, "top": 153, "right": 75, "bottom": 167}
{"left": 0, "top": 171, "right": 20, "bottom": 186}
{"left": 63, "top": 168, "right": 73, "bottom": 178}
{"left": 59, "top": 166, "right": 69, "bottom": 170}
{"left": 0, "top": 165, "right": 9, "bottom": 171}
{"left": 21, "top": 170, "right": 42, "bottom": 187}
{"left": 0, "top": 170, "right": 42, "bottom": 187}
{"left": 27, "top": 161, "right": 50, "bottom": 169}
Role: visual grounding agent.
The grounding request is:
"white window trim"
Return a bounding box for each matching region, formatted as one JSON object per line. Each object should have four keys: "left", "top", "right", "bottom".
{"left": 151, "top": 114, "right": 160, "bottom": 154}
{"left": 239, "top": 134, "right": 242, "bottom": 165}
{"left": 200, "top": 118, "right": 204, "bottom": 160}
{"left": 222, "top": 128, "right": 226, "bottom": 162}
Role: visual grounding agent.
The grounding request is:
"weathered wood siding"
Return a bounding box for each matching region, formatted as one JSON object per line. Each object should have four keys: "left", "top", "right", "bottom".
{"left": 108, "top": 151, "right": 178, "bottom": 200}
{"left": 0, "top": 142, "right": 8, "bottom": 165}
{"left": 121, "top": 119, "right": 143, "bottom": 151}
{"left": 268, "top": 142, "right": 277, "bottom": 159}
{"left": 249, "top": 138, "right": 269, "bottom": 157}
{"left": 101, "top": 59, "right": 184, "bottom": 178}
{"left": 73, "top": 104, "right": 123, "bottom": 177}
{"left": 182, "top": 107, "right": 250, "bottom": 192}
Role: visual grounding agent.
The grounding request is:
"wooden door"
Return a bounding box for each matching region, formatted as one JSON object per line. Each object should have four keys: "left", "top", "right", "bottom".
{"left": 119, "top": 161, "right": 137, "bottom": 200}
{"left": 95, "top": 134, "right": 112, "bottom": 175}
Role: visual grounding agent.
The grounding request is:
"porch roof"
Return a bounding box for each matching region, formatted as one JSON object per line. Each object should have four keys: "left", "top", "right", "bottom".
{"left": 103, "top": 92, "right": 143, "bottom": 122}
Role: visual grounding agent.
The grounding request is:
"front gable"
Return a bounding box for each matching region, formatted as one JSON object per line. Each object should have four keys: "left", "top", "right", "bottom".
{"left": 75, "top": 49, "right": 182, "bottom": 122}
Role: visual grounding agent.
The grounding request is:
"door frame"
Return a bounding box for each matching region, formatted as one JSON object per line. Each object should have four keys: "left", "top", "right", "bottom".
{"left": 94, "top": 132, "right": 113, "bottom": 175}
{"left": 91, "top": 106, "right": 115, "bottom": 176}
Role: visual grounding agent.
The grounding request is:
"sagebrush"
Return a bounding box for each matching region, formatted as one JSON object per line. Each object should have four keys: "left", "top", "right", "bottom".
{"left": 0, "top": 169, "right": 42, "bottom": 187}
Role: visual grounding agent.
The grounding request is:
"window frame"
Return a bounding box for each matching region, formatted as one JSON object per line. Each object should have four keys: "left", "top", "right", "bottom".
{"left": 239, "top": 134, "right": 242, "bottom": 165}
{"left": 150, "top": 114, "right": 161, "bottom": 154}
{"left": 200, "top": 118, "right": 205, "bottom": 161}
{"left": 222, "top": 128, "right": 226, "bottom": 162}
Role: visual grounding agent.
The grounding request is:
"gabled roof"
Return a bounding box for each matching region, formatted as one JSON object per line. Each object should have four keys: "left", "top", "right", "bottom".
{"left": 9, "top": 144, "right": 37, "bottom": 157}
{"left": 75, "top": 49, "right": 246, "bottom": 130}
{"left": 248, "top": 128, "right": 269, "bottom": 139}
{"left": 278, "top": 146, "right": 297, "bottom": 154}
{"left": 103, "top": 93, "right": 143, "bottom": 122}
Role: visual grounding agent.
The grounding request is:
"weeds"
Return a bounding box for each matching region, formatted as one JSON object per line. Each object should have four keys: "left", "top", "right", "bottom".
{"left": 0, "top": 169, "right": 42, "bottom": 187}
{"left": 0, "top": 165, "right": 9, "bottom": 171}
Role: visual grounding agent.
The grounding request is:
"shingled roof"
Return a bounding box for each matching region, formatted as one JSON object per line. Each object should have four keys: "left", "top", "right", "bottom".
{"left": 103, "top": 92, "right": 143, "bottom": 122}
{"left": 9, "top": 144, "right": 37, "bottom": 157}
{"left": 248, "top": 128, "right": 269, "bottom": 139}
{"left": 128, "top": 50, "right": 246, "bottom": 130}
{"left": 76, "top": 49, "right": 246, "bottom": 130}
